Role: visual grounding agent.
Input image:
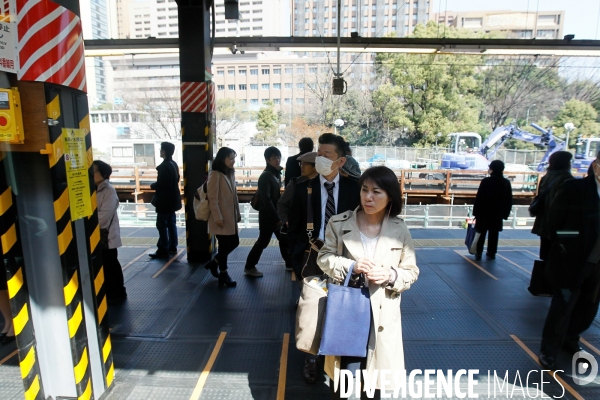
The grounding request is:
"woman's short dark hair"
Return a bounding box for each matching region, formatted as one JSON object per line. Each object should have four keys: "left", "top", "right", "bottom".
{"left": 358, "top": 166, "right": 403, "bottom": 217}
{"left": 264, "top": 146, "right": 281, "bottom": 160}
{"left": 212, "top": 147, "right": 236, "bottom": 174}
{"left": 318, "top": 133, "right": 349, "bottom": 158}
{"left": 299, "top": 137, "right": 314, "bottom": 153}
{"left": 548, "top": 151, "right": 573, "bottom": 171}
{"left": 93, "top": 160, "right": 112, "bottom": 180}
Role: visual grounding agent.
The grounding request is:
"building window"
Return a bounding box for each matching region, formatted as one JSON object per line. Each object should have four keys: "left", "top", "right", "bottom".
{"left": 284, "top": 83, "right": 292, "bottom": 89}
{"left": 273, "top": 83, "right": 281, "bottom": 89}
{"left": 296, "top": 98, "right": 305, "bottom": 104}
{"left": 273, "top": 99, "right": 280, "bottom": 104}
{"left": 285, "top": 68, "right": 293, "bottom": 74}
{"left": 250, "top": 69, "right": 258, "bottom": 75}
{"left": 228, "top": 84, "right": 235, "bottom": 90}
{"left": 273, "top": 68, "right": 281, "bottom": 74}
{"left": 217, "top": 85, "right": 225, "bottom": 90}
{"left": 250, "top": 84, "right": 258, "bottom": 90}
{"left": 309, "top": 67, "right": 317, "bottom": 73}
{"left": 262, "top": 68, "right": 270, "bottom": 75}
{"left": 262, "top": 83, "right": 270, "bottom": 90}
{"left": 296, "top": 83, "right": 304, "bottom": 89}
{"left": 297, "top": 68, "right": 305, "bottom": 74}
{"left": 262, "top": 99, "right": 270, "bottom": 104}
{"left": 284, "top": 98, "right": 291, "bottom": 104}
{"left": 239, "top": 69, "right": 247, "bottom": 75}
{"left": 250, "top": 99, "right": 259, "bottom": 104}
{"left": 228, "top": 70, "right": 235, "bottom": 76}
{"left": 239, "top": 84, "right": 247, "bottom": 90}
{"left": 112, "top": 147, "right": 133, "bottom": 157}
{"left": 217, "top": 70, "right": 224, "bottom": 76}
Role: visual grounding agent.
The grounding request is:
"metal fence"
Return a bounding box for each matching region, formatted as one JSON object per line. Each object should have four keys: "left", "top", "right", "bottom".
{"left": 118, "top": 202, "right": 535, "bottom": 230}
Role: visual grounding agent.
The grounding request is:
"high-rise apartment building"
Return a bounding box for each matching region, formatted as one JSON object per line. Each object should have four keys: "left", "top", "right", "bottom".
{"left": 433, "top": 10, "right": 564, "bottom": 39}
{"left": 81, "top": 0, "right": 111, "bottom": 105}
{"left": 292, "top": 0, "right": 433, "bottom": 38}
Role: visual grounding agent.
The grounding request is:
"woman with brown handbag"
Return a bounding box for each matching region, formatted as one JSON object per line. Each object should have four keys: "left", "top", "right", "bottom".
{"left": 317, "top": 166, "right": 420, "bottom": 399}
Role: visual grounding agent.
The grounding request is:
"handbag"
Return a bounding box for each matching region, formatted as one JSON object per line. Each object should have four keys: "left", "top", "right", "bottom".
{"left": 301, "top": 186, "right": 325, "bottom": 278}
{"left": 295, "top": 276, "right": 328, "bottom": 355}
{"left": 193, "top": 181, "right": 210, "bottom": 221}
{"left": 528, "top": 259, "right": 553, "bottom": 297}
{"left": 465, "top": 221, "right": 480, "bottom": 255}
{"left": 318, "top": 263, "right": 371, "bottom": 357}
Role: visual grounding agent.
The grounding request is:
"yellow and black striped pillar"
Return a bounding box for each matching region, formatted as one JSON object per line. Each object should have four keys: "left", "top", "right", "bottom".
{"left": 43, "top": 87, "right": 93, "bottom": 400}
{"left": 75, "top": 93, "right": 115, "bottom": 389}
{"left": 0, "top": 151, "right": 45, "bottom": 400}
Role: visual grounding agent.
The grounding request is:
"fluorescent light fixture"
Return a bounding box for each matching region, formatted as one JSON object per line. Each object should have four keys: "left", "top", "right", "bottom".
{"left": 84, "top": 48, "right": 179, "bottom": 57}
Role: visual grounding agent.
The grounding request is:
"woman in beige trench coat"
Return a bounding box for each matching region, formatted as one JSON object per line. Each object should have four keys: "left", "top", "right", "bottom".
{"left": 204, "top": 147, "right": 241, "bottom": 287}
{"left": 317, "top": 166, "right": 419, "bottom": 399}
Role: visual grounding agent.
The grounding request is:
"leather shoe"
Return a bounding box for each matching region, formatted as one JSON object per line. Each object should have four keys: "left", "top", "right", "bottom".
{"left": 149, "top": 251, "right": 169, "bottom": 259}
{"left": 562, "top": 343, "right": 583, "bottom": 356}
{"left": 486, "top": 253, "right": 496, "bottom": 259}
{"left": 475, "top": 254, "right": 482, "bottom": 261}
{"left": 1, "top": 334, "right": 15, "bottom": 344}
{"left": 303, "top": 357, "right": 318, "bottom": 384}
{"left": 539, "top": 353, "right": 556, "bottom": 370}
{"left": 168, "top": 248, "right": 178, "bottom": 255}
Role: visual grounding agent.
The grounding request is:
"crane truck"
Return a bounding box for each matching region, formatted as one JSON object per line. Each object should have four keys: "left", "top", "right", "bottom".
{"left": 573, "top": 137, "right": 600, "bottom": 173}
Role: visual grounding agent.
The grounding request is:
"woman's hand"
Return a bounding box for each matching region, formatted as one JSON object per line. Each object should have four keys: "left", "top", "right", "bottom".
{"left": 366, "top": 265, "right": 390, "bottom": 285}
{"left": 354, "top": 258, "right": 376, "bottom": 274}
{"left": 216, "top": 220, "right": 224, "bottom": 227}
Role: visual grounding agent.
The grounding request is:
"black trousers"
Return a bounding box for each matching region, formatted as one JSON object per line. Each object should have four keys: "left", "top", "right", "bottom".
{"left": 102, "top": 248, "right": 126, "bottom": 299}
{"left": 330, "top": 356, "right": 381, "bottom": 400}
{"left": 215, "top": 234, "right": 240, "bottom": 272}
{"left": 539, "top": 237, "right": 552, "bottom": 261}
{"left": 475, "top": 229, "right": 499, "bottom": 256}
{"left": 541, "top": 263, "right": 600, "bottom": 358}
{"left": 245, "top": 227, "right": 291, "bottom": 270}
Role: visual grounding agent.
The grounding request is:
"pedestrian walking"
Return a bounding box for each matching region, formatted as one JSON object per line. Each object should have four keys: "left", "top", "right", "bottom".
{"left": 93, "top": 160, "right": 127, "bottom": 305}
{"left": 285, "top": 137, "right": 314, "bottom": 187}
{"left": 204, "top": 147, "right": 240, "bottom": 287}
{"left": 149, "top": 142, "right": 182, "bottom": 259}
{"left": 538, "top": 154, "right": 600, "bottom": 370}
{"left": 244, "top": 147, "right": 292, "bottom": 277}
{"left": 317, "top": 166, "right": 419, "bottom": 399}
{"left": 472, "top": 160, "right": 513, "bottom": 260}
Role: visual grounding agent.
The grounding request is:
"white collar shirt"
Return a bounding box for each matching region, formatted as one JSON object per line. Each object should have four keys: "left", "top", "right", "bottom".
{"left": 319, "top": 173, "right": 340, "bottom": 239}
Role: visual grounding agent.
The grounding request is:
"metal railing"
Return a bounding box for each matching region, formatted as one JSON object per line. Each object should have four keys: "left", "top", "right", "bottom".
{"left": 117, "top": 202, "right": 535, "bottom": 229}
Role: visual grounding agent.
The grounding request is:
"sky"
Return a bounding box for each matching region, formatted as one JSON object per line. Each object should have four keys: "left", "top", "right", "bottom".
{"left": 432, "top": 0, "right": 600, "bottom": 40}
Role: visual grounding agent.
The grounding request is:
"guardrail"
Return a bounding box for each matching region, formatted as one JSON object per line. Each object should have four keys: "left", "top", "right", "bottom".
{"left": 117, "top": 202, "right": 536, "bottom": 229}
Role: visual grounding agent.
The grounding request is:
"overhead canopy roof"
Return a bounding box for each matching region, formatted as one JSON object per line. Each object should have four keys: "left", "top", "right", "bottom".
{"left": 84, "top": 37, "right": 600, "bottom": 57}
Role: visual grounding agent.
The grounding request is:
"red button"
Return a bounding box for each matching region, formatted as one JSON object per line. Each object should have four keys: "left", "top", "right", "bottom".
{"left": 0, "top": 116, "right": 7, "bottom": 127}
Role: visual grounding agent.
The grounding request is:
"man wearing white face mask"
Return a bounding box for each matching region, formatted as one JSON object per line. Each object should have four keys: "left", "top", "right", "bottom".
{"left": 288, "top": 133, "right": 361, "bottom": 384}
{"left": 538, "top": 151, "right": 600, "bottom": 370}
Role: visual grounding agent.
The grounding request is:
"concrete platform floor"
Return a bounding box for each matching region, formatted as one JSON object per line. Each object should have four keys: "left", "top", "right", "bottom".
{"left": 0, "top": 228, "right": 599, "bottom": 400}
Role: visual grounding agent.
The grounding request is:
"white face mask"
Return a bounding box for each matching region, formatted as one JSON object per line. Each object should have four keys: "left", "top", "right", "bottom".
{"left": 315, "top": 156, "right": 340, "bottom": 176}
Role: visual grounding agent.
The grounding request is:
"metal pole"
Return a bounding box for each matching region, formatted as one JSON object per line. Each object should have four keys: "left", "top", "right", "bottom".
{"left": 336, "top": 0, "right": 341, "bottom": 77}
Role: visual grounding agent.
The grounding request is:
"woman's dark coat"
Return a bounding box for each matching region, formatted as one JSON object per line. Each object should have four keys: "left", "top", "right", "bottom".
{"left": 473, "top": 172, "right": 513, "bottom": 232}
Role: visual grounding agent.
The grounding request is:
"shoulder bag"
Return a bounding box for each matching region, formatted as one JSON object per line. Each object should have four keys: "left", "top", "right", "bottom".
{"left": 99, "top": 215, "right": 114, "bottom": 250}
{"left": 300, "top": 186, "right": 325, "bottom": 279}
{"left": 251, "top": 170, "right": 280, "bottom": 211}
{"left": 193, "top": 180, "right": 210, "bottom": 221}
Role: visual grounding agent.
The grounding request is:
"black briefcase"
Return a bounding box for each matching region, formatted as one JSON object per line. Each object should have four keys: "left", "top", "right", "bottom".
{"left": 528, "top": 260, "right": 553, "bottom": 297}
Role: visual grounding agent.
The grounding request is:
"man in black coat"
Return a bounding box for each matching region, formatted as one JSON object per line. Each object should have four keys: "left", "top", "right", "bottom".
{"left": 539, "top": 155, "right": 600, "bottom": 370}
{"left": 244, "top": 147, "right": 292, "bottom": 277}
{"left": 472, "top": 160, "right": 513, "bottom": 260}
{"left": 287, "top": 133, "right": 360, "bottom": 384}
{"left": 149, "top": 142, "right": 182, "bottom": 259}
{"left": 285, "top": 137, "right": 314, "bottom": 187}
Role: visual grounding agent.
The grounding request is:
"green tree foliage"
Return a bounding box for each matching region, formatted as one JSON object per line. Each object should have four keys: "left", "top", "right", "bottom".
{"left": 554, "top": 99, "right": 600, "bottom": 143}
{"left": 254, "top": 101, "right": 279, "bottom": 143}
{"left": 374, "top": 22, "right": 483, "bottom": 146}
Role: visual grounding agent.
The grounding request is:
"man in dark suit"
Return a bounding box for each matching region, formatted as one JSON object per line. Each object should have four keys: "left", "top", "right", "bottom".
{"left": 287, "top": 133, "right": 360, "bottom": 384}
{"left": 149, "top": 142, "right": 182, "bottom": 259}
{"left": 539, "top": 154, "right": 600, "bottom": 370}
{"left": 285, "top": 137, "right": 314, "bottom": 187}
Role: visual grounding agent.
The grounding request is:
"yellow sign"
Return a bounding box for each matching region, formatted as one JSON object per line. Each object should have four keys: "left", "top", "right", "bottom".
{"left": 62, "top": 128, "right": 92, "bottom": 220}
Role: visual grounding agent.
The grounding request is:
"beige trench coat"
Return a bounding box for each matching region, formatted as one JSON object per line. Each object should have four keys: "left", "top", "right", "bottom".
{"left": 317, "top": 208, "right": 419, "bottom": 391}
{"left": 207, "top": 170, "right": 241, "bottom": 235}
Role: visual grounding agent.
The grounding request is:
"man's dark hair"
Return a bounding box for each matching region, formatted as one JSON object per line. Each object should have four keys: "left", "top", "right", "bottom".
{"left": 93, "top": 160, "right": 112, "bottom": 180}
{"left": 299, "top": 137, "right": 314, "bottom": 153}
{"left": 489, "top": 160, "right": 505, "bottom": 174}
{"left": 161, "top": 142, "right": 175, "bottom": 158}
{"left": 264, "top": 146, "right": 281, "bottom": 161}
{"left": 358, "top": 166, "right": 403, "bottom": 217}
{"left": 548, "top": 151, "right": 573, "bottom": 171}
{"left": 318, "top": 133, "right": 348, "bottom": 157}
{"left": 212, "top": 147, "right": 236, "bottom": 175}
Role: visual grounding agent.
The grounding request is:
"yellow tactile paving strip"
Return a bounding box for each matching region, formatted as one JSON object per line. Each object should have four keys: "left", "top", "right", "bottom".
{"left": 121, "top": 237, "right": 540, "bottom": 247}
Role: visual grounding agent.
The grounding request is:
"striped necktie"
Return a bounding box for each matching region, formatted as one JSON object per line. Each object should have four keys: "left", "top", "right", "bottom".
{"left": 324, "top": 181, "right": 336, "bottom": 229}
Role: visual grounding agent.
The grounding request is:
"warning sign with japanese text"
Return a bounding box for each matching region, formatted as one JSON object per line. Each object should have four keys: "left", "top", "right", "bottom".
{"left": 62, "top": 128, "right": 92, "bottom": 220}
{"left": 0, "top": 1, "right": 17, "bottom": 74}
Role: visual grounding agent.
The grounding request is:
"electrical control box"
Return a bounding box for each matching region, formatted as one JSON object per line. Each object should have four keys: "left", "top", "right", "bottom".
{"left": 0, "top": 88, "right": 24, "bottom": 144}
